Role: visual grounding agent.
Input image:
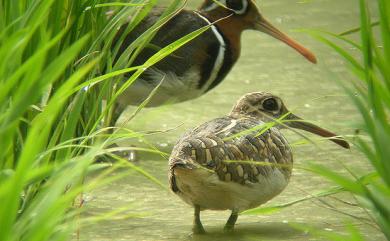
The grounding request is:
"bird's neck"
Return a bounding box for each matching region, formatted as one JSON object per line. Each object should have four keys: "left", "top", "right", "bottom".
{"left": 198, "top": 10, "right": 245, "bottom": 61}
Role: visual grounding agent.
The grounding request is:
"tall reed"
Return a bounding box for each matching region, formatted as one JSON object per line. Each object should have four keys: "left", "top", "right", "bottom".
{"left": 303, "top": 0, "right": 390, "bottom": 239}
{"left": 240, "top": 0, "right": 389, "bottom": 239}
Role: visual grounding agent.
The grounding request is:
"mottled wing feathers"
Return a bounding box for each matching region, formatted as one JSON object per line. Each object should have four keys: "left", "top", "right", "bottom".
{"left": 169, "top": 116, "right": 293, "bottom": 190}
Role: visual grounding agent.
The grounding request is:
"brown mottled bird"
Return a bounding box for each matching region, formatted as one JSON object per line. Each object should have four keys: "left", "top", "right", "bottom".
{"left": 168, "top": 92, "right": 349, "bottom": 234}
{"left": 112, "top": 0, "right": 317, "bottom": 119}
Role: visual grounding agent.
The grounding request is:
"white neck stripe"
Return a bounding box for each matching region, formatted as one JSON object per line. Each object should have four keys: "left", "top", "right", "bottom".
{"left": 195, "top": 12, "right": 226, "bottom": 91}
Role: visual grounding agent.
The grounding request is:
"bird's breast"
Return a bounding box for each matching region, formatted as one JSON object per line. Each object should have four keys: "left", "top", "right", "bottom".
{"left": 173, "top": 165, "right": 290, "bottom": 211}
{"left": 169, "top": 118, "right": 294, "bottom": 211}
{"left": 116, "top": 66, "right": 206, "bottom": 107}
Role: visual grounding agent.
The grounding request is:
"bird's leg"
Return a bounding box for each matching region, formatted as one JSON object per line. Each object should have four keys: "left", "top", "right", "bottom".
{"left": 106, "top": 102, "right": 137, "bottom": 162}
{"left": 193, "top": 205, "right": 206, "bottom": 234}
{"left": 95, "top": 103, "right": 121, "bottom": 163}
{"left": 109, "top": 102, "right": 123, "bottom": 129}
{"left": 224, "top": 210, "right": 238, "bottom": 232}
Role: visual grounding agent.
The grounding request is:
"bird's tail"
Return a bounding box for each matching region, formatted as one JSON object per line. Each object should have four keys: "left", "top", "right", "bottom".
{"left": 168, "top": 156, "right": 196, "bottom": 193}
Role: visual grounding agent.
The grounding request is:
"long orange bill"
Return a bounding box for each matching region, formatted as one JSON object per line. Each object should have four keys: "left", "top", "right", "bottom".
{"left": 287, "top": 114, "right": 350, "bottom": 149}
{"left": 255, "top": 17, "right": 317, "bottom": 64}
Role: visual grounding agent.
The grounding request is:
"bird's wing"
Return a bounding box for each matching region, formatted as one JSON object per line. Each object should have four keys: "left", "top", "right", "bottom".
{"left": 113, "top": 9, "right": 220, "bottom": 85}
{"left": 170, "top": 117, "right": 293, "bottom": 187}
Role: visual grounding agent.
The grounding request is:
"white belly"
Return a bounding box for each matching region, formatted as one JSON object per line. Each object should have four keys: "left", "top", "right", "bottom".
{"left": 174, "top": 167, "right": 290, "bottom": 212}
{"left": 116, "top": 68, "right": 203, "bottom": 107}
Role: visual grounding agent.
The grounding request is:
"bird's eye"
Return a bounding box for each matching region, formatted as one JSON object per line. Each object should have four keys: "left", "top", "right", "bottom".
{"left": 226, "top": 0, "right": 243, "bottom": 11}
{"left": 226, "top": 0, "right": 247, "bottom": 14}
{"left": 262, "top": 98, "right": 279, "bottom": 111}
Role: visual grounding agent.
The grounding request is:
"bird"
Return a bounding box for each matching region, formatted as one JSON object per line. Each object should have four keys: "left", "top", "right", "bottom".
{"left": 168, "top": 92, "right": 349, "bottom": 234}
{"left": 111, "top": 0, "right": 317, "bottom": 122}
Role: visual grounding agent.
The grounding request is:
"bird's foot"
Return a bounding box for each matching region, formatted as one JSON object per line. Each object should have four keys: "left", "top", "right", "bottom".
{"left": 223, "top": 224, "right": 235, "bottom": 233}
{"left": 223, "top": 210, "right": 238, "bottom": 233}
{"left": 192, "top": 225, "right": 206, "bottom": 235}
{"left": 192, "top": 205, "right": 206, "bottom": 235}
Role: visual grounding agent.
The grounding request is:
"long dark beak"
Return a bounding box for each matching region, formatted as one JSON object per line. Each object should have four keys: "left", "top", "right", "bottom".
{"left": 254, "top": 17, "right": 317, "bottom": 64}
{"left": 286, "top": 114, "right": 350, "bottom": 149}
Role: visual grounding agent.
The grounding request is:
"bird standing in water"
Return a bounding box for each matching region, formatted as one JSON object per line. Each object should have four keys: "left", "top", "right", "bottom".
{"left": 112, "top": 0, "right": 317, "bottom": 120}
{"left": 168, "top": 92, "right": 349, "bottom": 234}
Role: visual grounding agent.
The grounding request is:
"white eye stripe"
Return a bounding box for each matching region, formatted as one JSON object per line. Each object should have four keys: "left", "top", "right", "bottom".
{"left": 203, "top": 0, "right": 248, "bottom": 15}
{"left": 203, "top": 0, "right": 227, "bottom": 12}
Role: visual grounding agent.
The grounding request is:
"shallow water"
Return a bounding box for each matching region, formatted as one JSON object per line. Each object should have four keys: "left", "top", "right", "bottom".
{"left": 79, "top": 0, "right": 385, "bottom": 240}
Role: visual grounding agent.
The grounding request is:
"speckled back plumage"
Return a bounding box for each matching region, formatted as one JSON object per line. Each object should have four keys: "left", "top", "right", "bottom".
{"left": 169, "top": 115, "right": 293, "bottom": 193}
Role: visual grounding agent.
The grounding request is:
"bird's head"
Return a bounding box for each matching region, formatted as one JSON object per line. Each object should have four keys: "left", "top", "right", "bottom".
{"left": 229, "top": 92, "right": 350, "bottom": 149}
{"left": 199, "top": 0, "right": 317, "bottom": 63}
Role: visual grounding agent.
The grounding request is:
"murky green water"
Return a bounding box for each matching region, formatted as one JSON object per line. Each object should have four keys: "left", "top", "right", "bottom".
{"left": 79, "top": 0, "right": 385, "bottom": 240}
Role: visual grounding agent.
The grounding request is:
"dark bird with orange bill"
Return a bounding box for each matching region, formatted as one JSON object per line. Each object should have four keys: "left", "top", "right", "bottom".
{"left": 112, "top": 0, "right": 317, "bottom": 117}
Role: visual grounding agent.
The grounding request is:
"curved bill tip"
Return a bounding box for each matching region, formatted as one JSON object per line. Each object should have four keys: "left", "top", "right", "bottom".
{"left": 287, "top": 115, "right": 350, "bottom": 149}
{"left": 255, "top": 18, "right": 317, "bottom": 64}
{"left": 328, "top": 136, "right": 350, "bottom": 149}
{"left": 302, "top": 50, "right": 317, "bottom": 64}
